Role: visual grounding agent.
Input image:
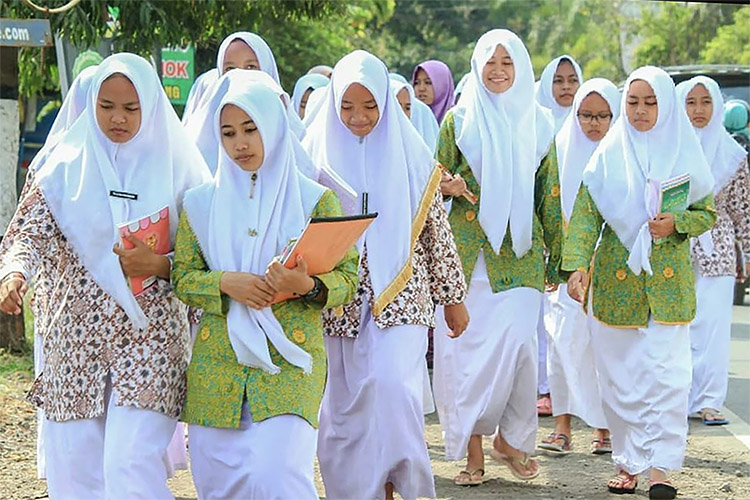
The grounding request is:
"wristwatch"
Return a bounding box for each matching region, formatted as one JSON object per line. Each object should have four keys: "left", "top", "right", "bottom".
{"left": 301, "top": 276, "right": 323, "bottom": 301}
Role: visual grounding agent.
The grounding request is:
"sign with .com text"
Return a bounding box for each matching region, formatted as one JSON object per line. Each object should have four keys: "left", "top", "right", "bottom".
{"left": 161, "top": 45, "right": 194, "bottom": 106}
{"left": 0, "top": 19, "right": 52, "bottom": 47}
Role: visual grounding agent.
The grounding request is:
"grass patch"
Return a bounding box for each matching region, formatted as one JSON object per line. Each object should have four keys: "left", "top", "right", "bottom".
{"left": 0, "top": 288, "right": 35, "bottom": 377}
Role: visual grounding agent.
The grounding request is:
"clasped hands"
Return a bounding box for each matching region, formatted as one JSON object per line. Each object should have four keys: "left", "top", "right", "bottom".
{"left": 220, "top": 255, "right": 314, "bottom": 310}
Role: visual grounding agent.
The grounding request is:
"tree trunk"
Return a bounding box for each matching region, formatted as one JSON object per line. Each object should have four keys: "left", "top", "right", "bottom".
{"left": 0, "top": 46, "right": 25, "bottom": 351}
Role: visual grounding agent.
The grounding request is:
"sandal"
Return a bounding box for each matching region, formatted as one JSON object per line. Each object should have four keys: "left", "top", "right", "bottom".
{"left": 538, "top": 432, "right": 572, "bottom": 455}
{"left": 489, "top": 448, "right": 540, "bottom": 480}
{"left": 607, "top": 471, "right": 638, "bottom": 495}
{"left": 648, "top": 479, "right": 677, "bottom": 500}
{"left": 590, "top": 436, "right": 612, "bottom": 455}
{"left": 537, "top": 394, "right": 553, "bottom": 417}
{"left": 700, "top": 407, "right": 729, "bottom": 426}
{"left": 453, "top": 468, "right": 486, "bottom": 486}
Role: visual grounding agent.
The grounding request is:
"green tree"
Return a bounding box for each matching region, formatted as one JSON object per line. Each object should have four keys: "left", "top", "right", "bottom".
{"left": 701, "top": 5, "right": 750, "bottom": 65}
{"left": 633, "top": 1, "right": 741, "bottom": 68}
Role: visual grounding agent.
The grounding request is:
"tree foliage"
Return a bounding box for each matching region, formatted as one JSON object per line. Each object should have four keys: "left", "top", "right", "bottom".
{"left": 701, "top": 6, "right": 750, "bottom": 66}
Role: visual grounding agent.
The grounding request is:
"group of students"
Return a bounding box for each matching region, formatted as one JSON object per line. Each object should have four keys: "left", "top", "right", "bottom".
{"left": 0, "top": 25, "right": 748, "bottom": 500}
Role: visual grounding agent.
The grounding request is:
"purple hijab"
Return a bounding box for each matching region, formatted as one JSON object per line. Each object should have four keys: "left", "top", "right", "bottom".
{"left": 412, "top": 60, "right": 455, "bottom": 123}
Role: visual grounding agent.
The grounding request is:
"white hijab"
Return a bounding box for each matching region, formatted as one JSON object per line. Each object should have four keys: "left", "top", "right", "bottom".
{"left": 453, "top": 29, "right": 538, "bottom": 257}
{"left": 181, "top": 68, "right": 219, "bottom": 127}
{"left": 676, "top": 76, "right": 747, "bottom": 194}
{"left": 536, "top": 55, "right": 584, "bottom": 132}
{"left": 215, "top": 32, "right": 305, "bottom": 139}
{"left": 183, "top": 82, "right": 325, "bottom": 374}
{"left": 28, "top": 65, "right": 99, "bottom": 175}
{"left": 34, "top": 53, "right": 211, "bottom": 329}
{"left": 301, "top": 85, "right": 329, "bottom": 128}
{"left": 583, "top": 66, "right": 714, "bottom": 276}
{"left": 389, "top": 78, "right": 441, "bottom": 152}
{"left": 556, "top": 78, "right": 621, "bottom": 222}
{"left": 292, "top": 73, "right": 330, "bottom": 116}
{"left": 303, "top": 50, "right": 438, "bottom": 315}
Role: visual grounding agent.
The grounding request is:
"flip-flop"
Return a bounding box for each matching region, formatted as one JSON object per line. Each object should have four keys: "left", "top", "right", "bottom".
{"left": 453, "top": 468, "right": 486, "bottom": 486}
{"left": 607, "top": 472, "right": 638, "bottom": 494}
{"left": 590, "top": 436, "right": 612, "bottom": 455}
{"left": 538, "top": 432, "right": 572, "bottom": 455}
{"left": 489, "top": 449, "right": 540, "bottom": 481}
{"left": 648, "top": 480, "right": 677, "bottom": 500}
{"left": 700, "top": 408, "right": 729, "bottom": 426}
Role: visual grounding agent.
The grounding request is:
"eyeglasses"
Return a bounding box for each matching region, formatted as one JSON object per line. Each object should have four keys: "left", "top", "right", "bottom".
{"left": 577, "top": 112, "right": 612, "bottom": 123}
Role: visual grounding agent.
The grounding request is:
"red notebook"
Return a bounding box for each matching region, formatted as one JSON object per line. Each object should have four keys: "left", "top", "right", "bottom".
{"left": 118, "top": 206, "right": 171, "bottom": 296}
{"left": 271, "top": 213, "right": 377, "bottom": 304}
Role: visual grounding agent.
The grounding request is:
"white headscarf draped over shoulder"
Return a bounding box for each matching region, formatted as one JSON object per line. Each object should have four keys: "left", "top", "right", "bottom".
{"left": 583, "top": 66, "right": 714, "bottom": 276}
{"left": 302, "top": 50, "right": 440, "bottom": 316}
{"left": 183, "top": 81, "right": 326, "bottom": 374}
{"left": 292, "top": 73, "right": 330, "bottom": 117}
{"left": 676, "top": 76, "right": 747, "bottom": 193}
{"left": 181, "top": 68, "right": 219, "bottom": 127}
{"left": 556, "top": 78, "right": 621, "bottom": 222}
{"left": 536, "top": 54, "right": 584, "bottom": 132}
{"left": 453, "top": 29, "right": 538, "bottom": 257}
{"left": 389, "top": 77, "right": 440, "bottom": 152}
{"left": 28, "top": 65, "right": 99, "bottom": 175}
{"left": 34, "top": 53, "right": 211, "bottom": 330}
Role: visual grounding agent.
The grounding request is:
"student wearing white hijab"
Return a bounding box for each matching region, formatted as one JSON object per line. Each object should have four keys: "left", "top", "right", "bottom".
{"left": 676, "top": 76, "right": 750, "bottom": 427}
{"left": 304, "top": 50, "right": 468, "bottom": 500}
{"left": 390, "top": 76, "right": 441, "bottom": 152}
{"left": 181, "top": 68, "right": 219, "bottom": 127}
{"left": 0, "top": 53, "right": 211, "bottom": 498}
{"left": 534, "top": 54, "right": 582, "bottom": 416}
{"left": 292, "top": 73, "right": 330, "bottom": 119}
{"left": 562, "top": 66, "right": 715, "bottom": 499}
{"left": 301, "top": 84, "right": 329, "bottom": 128}
{"left": 432, "top": 29, "right": 551, "bottom": 486}
{"left": 535, "top": 78, "right": 620, "bottom": 457}
{"left": 535, "top": 54, "right": 583, "bottom": 132}
{"left": 214, "top": 31, "right": 307, "bottom": 139}
{"left": 172, "top": 80, "right": 358, "bottom": 499}
{"left": 453, "top": 72, "right": 470, "bottom": 104}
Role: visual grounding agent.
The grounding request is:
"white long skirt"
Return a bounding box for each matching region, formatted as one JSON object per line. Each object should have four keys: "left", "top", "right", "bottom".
{"left": 545, "top": 284, "right": 607, "bottom": 428}
{"left": 688, "top": 273, "right": 734, "bottom": 413}
{"left": 537, "top": 296, "right": 550, "bottom": 395}
{"left": 319, "top": 304, "right": 434, "bottom": 500}
{"left": 189, "top": 404, "right": 318, "bottom": 500}
{"left": 44, "top": 385, "right": 177, "bottom": 499}
{"left": 589, "top": 313, "right": 691, "bottom": 474}
{"left": 434, "top": 252, "right": 542, "bottom": 460}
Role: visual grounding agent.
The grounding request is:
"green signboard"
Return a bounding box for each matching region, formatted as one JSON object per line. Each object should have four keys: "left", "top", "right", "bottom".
{"left": 161, "top": 45, "right": 194, "bottom": 105}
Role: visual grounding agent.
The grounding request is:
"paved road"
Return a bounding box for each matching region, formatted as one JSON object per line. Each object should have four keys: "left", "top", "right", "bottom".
{"left": 728, "top": 302, "right": 750, "bottom": 425}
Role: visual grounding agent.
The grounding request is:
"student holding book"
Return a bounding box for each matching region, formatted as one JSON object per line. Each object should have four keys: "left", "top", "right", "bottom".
{"left": 562, "top": 66, "right": 716, "bottom": 499}
{"left": 172, "top": 80, "right": 359, "bottom": 498}
{"left": 303, "top": 50, "right": 469, "bottom": 500}
{"left": 433, "top": 29, "right": 554, "bottom": 486}
{"left": 676, "top": 76, "right": 750, "bottom": 427}
{"left": 0, "top": 53, "right": 210, "bottom": 498}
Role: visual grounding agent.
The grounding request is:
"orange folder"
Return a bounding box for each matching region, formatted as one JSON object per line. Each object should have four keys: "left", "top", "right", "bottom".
{"left": 271, "top": 213, "right": 377, "bottom": 303}
{"left": 118, "top": 206, "right": 171, "bottom": 296}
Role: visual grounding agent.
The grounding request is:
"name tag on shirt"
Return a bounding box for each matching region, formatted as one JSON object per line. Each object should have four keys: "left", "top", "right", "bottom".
{"left": 109, "top": 190, "right": 138, "bottom": 201}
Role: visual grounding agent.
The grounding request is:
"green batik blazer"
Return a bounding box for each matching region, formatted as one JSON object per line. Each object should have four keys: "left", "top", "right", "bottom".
{"left": 171, "top": 190, "right": 359, "bottom": 429}
{"left": 436, "top": 109, "right": 552, "bottom": 293}
{"left": 561, "top": 185, "right": 716, "bottom": 328}
{"left": 535, "top": 142, "right": 566, "bottom": 285}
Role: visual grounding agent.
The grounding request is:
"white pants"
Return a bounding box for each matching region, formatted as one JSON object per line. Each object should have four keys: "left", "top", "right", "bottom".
{"left": 319, "top": 305, "right": 434, "bottom": 500}
{"left": 537, "top": 295, "right": 550, "bottom": 395}
{"left": 590, "top": 315, "right": 691, "bottom": 474}
{"left": 44, "top": 386, "right": 177, "bottom": 500}
{"left": 546, "top": 284, "right": 607, "bottom": 428}
{"left": 434, "top": 252, "right": 542, "bottom": 459}
{"left": 189, "top": 405, "right": 318, "bottom": 500}
{"left": 689, "top": 273, "right": 734, "bottom": 413}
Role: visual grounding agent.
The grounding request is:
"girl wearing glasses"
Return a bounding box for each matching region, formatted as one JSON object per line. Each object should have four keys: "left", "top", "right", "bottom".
{"left": 536, "top": 78, "right": 620, "bottom": 457}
